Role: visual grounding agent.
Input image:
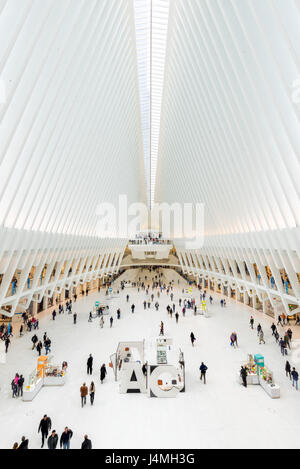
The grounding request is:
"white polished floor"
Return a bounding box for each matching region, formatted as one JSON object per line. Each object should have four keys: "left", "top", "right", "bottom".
{"left": 0, "top": 269, "right": 300, "bottom": 450}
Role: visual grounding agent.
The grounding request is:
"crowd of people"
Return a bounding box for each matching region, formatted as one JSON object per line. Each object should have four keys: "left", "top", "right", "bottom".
{"left": 2, "top": 266, "right": 299, "bottom": 449}
{"left": 11, "top": 414, "right": 92, "bottom": 449}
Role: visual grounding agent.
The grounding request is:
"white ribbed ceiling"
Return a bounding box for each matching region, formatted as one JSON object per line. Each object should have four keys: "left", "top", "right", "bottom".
{"left": 0, "top": 0, "right": 146, "bottom": 237}
{"left": 155, "top": 0, "right": 300, "bottom": 237}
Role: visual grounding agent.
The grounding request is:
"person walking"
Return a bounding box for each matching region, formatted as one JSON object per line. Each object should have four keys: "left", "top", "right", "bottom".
{"left": 100, "top": 364, "right": 107, "bottom": 384}
{"left": 100, "top": 316, "right": 104, "bottom": 328}
{"left": 259, "top": 329, "right": 265, "bottom": 345}
{"left": 60, "top": 427, "right": 73, "bottom": 450}
{"left": 200, "top": 362, "right": 208, "bottom": 384}
{"left": 110, "top": 316, "right": 113, "bottom": 328}
{"left": 80, "top": 383, "right": 88, "bottom": 407}
{"left": 291, "top": 368, "right": 299, "bottom": 391}
{"left": 47, "top": 430, "right": 58, "bottom": 450}
{"left": 250, "top": 316, "right": 254, "bottom": 330}
{"left": 131, "top": 304, "right": 135, "bottom": 314}
{"left": 81, "top": 435, "right": 92, "bottom": 449}
{"left": 11, "top": 378, "right": 18, "bottom": 398}
{"left": 190, "top": 332, "right": 196, "bottom": 347}
{"left": 240, "top": 366, "right": 247, "bottom": 388}
{"left": 87, "top": 354, "right": 93, "bottom": 375}
{"left": 36, "top": 340, "right": 43, "bottom": 356}
{"left": 230, "top": 332, "right": 238, "bottom": 348}
{"left": 5, "top": 337, "right": 10, "bottom": 353}
{"left": 159, "top": 321, "right": 164, "bottom": 336}
{"left": 38, "top": 415, "right": 52, "bottom": 448}
{"left": 277, "top": 315, "right": 282, "bottom": 327}
{"left": 175, "top": 312, "right": 179, "bottom": 324}
{"left": 89, "top": 381, "right": 95, "bottom": 406}
{"left": 257, "top": 323, "right": 262, "bottom": 336}
{"left": 44, "top": 337, "right": 51, "bottom": 355}
{"left": 280, "top": 338, "right": 286, "bottom": 356}
{"left": 73, "top": 313, "right": 77, "bottom": 324}
{"left": 31, "top": 334, "right": 38, "bottom": 350}
{"left": 17, "top": 375, "right": 24, "bottom": 397}
{"left": 285, "top": 361, "right": 292, "bottom": 380}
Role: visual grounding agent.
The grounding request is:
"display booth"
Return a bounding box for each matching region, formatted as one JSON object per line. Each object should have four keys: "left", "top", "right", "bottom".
{"left": 238, "top": 354, "right": 280, "bottom": 399}
{"left": 195, "top": 300, "right": 209, "bottom": 318}
{"left": 93, "top": 302, "right": 109, "bottom": 316}
{"left": 23, "top": 356, "right": 67, "bottom": 401}
{"left": 147, "top": 338, "right": 185, "bottom": 398}
{"left": 111, "top": 338, "right": 185, "bottom": 398}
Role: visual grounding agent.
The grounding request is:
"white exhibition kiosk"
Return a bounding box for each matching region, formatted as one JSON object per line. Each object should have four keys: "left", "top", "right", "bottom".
{"left": 238, "top": 354, "right": 280, "bottom": 399}
{"left": 110, "top": 338, "right": 185, "bottom": 398}
{"left": 22, "top": 355, "right": 67, "bottom": 402}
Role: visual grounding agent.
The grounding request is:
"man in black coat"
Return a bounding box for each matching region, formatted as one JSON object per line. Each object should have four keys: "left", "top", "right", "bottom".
{"left": 38, "top": 415, "right": 52, "bottom": 448}
{"left": 240, "top": 366, "right": 248, "bottom": 388}
{"left": 87, "top": 354, "right": 93, "bottom": 375}
{"left": 18, "top": 436, "right": 29, "bottom": 449}
{"left": 81, "top": 435, "right": 92, "bottom": 449}
{"left": 200, "top": 362, "right": 208, "bottom": 384}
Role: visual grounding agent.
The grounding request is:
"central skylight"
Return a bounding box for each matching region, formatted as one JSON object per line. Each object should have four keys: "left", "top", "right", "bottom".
{"left": 134, "top": 0, "right": 169, "bottom": 210}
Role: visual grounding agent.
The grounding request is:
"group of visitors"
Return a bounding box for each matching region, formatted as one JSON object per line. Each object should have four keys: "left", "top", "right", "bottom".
{"left": 11, "top": 373, "right": 24, "bottom": 398}
{"left": 31, "top": 332, "right": 52, "bottom": 356}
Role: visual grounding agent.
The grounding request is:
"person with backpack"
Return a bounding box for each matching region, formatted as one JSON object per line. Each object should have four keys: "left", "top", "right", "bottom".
{"left": 199, "top": 362, "right": 208, "bottom": 384}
